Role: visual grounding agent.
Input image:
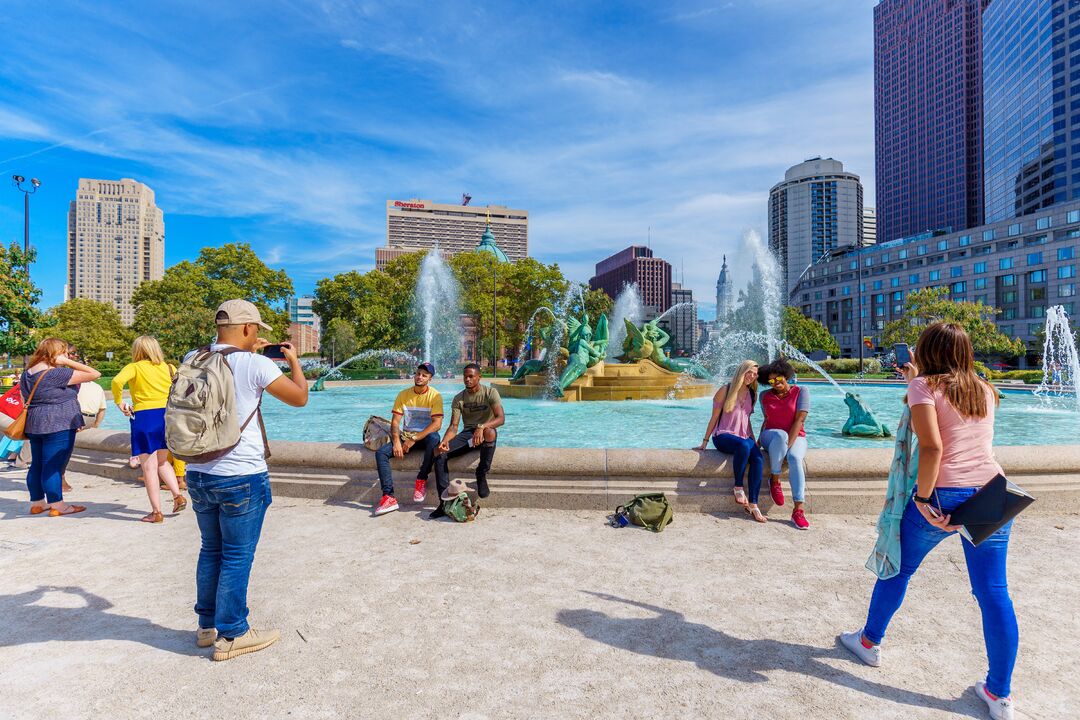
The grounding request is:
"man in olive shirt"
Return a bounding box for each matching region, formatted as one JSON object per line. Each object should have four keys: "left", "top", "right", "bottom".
{"left": 431, "top": 363, "right": 504, "bottom": 518}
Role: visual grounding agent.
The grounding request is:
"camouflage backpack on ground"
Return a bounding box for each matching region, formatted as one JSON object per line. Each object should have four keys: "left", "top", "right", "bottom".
{"left": 444, "top": 492, "right": 480, "bottom": 523}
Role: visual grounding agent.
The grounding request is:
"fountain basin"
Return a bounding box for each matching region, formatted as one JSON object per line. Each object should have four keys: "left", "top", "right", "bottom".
{"left": 497, "top": 360, "right": 714, "bottom": 402}
{"left": 70, "top": 429, "right": 1080, "bottom": 515}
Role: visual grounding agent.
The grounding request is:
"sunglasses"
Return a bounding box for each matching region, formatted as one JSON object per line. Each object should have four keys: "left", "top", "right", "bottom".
{"left": 768, "top": 377, "right": 786, "bottom": 385}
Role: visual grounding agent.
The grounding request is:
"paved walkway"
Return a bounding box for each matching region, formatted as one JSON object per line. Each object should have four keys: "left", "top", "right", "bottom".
{"left": 0, "top": 468, "right": 1072, "bottom": 719}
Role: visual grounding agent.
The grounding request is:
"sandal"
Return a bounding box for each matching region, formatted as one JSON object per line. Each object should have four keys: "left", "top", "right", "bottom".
{"left": 732, "top": 487, "right": 748, "bottom": 506}
{"left": 30, "top": 505, "right": 48, "bottom": 515}
{"left": 172, "top": 495, "right": 187, "bottom": 513}
{"left": 48, "top": 505, "right": 87, "bottom": 517}
{"left": 744, "top": 504, "right": 768, "bottom": 523}
{"left": 141, "top": 511, "right": 164, "bottom": 523}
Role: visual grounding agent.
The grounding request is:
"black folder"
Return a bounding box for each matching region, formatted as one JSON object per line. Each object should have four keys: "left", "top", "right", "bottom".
{"left": 947, "top": 474, "right": 1035, "bottom": 546}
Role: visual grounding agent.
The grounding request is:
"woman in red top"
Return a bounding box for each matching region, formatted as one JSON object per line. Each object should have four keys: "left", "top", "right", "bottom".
{"left": 757, "top": 359, "right": 811, "bottom": 529}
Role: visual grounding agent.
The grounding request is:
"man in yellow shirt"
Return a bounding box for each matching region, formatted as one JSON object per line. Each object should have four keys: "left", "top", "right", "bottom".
{"left": 373, "top": 362, "right": 446, "bottom": 516}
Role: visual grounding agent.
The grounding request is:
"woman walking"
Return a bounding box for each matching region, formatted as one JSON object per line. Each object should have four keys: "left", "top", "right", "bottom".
{"left": 21, "top": 337, "right": 100, "bottom": 516}
{"left": 757, "top": 359, "right": 811, "bottom": 529}
{"left": 112, "top": 336, "right": 186, "bottom": 523}
{"left": 696, "top": 360, "right": 767, "bottom": 522}
{"left": 841, "top": 323, "right": 1018, "bottom": 720}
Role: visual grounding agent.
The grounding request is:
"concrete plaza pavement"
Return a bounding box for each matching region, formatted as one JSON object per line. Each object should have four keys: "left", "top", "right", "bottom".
{"left": 0, "top": 467, "right": 1074, "bottom": 720}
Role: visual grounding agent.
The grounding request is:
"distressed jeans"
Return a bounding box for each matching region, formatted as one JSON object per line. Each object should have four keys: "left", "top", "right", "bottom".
{"left": 759, "top": 428, "right": 808, "bottom": 502}
{"left": 186, "top": 470, "right": 272, "bottom": 639}
{"left": 862, "top": 488, "right": 1018, "bottom": 698}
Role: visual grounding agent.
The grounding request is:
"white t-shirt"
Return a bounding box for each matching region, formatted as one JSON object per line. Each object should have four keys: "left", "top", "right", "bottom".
{"left": 184, "top": 344, "right": 283, "bottom": 477}
{"left": 77, "top": 382, "right": 107, "bottom": 417}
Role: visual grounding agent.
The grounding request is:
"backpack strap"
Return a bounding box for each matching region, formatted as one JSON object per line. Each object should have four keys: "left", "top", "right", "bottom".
{"left": 237, "top": 405, "right": 272, "bottom": 460}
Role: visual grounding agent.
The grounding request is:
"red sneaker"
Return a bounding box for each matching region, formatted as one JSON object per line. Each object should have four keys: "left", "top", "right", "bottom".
{"left": 413, "top": 479, "right": 427, "bottom": 503}
{"left": 770, "top": 480, "right": 785, "bottom": 506}
{"left": 791, "top": 508, "right": 809, "bottom": 529}
{"left": 374, "top": 495, "right": 399, "bottom": 516}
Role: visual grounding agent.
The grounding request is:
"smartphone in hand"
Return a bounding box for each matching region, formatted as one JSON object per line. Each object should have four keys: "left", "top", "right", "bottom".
{"left": 894, "top": 343, "right": 911, "bottom": 367}
{"left": 262, "top": 343, "right": 286, "bottom": 360}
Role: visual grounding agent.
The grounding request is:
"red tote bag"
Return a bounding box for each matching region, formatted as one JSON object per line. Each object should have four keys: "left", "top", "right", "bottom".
{"left": 0, "top": 384, "right": 24, "bottom": 420}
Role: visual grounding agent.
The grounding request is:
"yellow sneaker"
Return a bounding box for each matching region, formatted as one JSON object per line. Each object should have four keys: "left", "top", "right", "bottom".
{"left": 212, "top": 627, "right": 280, "bottom": 661}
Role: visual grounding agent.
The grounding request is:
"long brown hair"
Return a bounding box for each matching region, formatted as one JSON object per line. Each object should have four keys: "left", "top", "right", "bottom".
{"left": 28, "top": 337, "right": 68, "bottom": 369}
{"left": 913, "top": 322, "right": 998, "bottom": 418}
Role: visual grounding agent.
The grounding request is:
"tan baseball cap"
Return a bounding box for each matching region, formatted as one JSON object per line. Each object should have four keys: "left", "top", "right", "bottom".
{"left": 215, "top": 299, "right": 272, "bottom": 331}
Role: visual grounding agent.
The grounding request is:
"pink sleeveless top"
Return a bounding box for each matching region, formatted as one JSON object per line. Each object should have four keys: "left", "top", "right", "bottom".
{"left": 713, "top": 387, "right": 754, "bottom": 439}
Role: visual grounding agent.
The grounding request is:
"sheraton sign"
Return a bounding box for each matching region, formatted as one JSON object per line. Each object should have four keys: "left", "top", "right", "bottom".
{"left": 393, "top": 201, "right": 426, "bottom": 209}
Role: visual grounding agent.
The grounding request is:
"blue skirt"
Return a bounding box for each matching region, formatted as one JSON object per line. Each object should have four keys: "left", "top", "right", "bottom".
{"left": 130, "top": 408, "right": 168, "bottom": 456}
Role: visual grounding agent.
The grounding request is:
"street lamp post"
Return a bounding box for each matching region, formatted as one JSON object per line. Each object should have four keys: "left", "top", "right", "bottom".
{"left": 856, "top": 259, "right": 865, "bottom": 373}
{"left": 12, "top": 175, "right": 40, "bottom": 368}
{"left": 476, "top": 221, "right": 508, "bottom": 379}
{"left": 12, "top": 175, "right": 40, "bottom": 275}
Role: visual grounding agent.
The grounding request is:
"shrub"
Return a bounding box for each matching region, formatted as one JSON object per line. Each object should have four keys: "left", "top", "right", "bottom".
{"left": 990, "top": 370, "right": 1043, "bottom": 383}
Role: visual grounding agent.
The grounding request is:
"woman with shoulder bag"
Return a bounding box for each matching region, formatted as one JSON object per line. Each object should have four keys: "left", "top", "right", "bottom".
{"left": 20, "top": 337, "right": 100, "bottom": 516}
{"left": 840, "top": 322, "right": 1018, "bottom": 720}
{"left": 111, "top": 335, "right": 186, "bottom": 523}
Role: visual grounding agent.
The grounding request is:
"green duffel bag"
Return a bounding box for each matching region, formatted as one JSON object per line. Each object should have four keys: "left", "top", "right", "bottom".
{"left": 621, "top": 492, "right": 673, "bottom": 533}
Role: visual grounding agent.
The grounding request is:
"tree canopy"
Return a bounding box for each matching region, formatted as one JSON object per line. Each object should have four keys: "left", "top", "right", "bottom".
{"left": 132, "top": 242, "right": 293, "bottom": 359}
{"left": 881, "top": 287, "right": 1025, "bottom": 357}
{"left": 781, "top": 306, "right": 840, "bottom": 356}
{"left": 48, "top": 298, "right": 133, "bottom": 363}
{"left": 0, "top": 243, "right": 50, "bottom": 358}
{"left": 313, "top": 250, "right": 610, "bottom": 363}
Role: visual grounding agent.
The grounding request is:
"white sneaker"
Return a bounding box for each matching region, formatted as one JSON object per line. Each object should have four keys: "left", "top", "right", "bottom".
{"left": 976, "top": 681, "right": 1013, "bottom": 720}
{"left": 840, "top": 630, "right": 881, "bottom": 667}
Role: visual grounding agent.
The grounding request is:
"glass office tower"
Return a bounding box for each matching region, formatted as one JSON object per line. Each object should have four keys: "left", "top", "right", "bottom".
{"left": 983, "top": 0, "right": 1073, "bottom": 223}
{"left": 874, "top": 0, "right": 991, "bottom": 244}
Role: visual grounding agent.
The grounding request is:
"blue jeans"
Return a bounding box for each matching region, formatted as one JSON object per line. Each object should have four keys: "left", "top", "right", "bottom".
{"left": 863, "top": 489, "right": 1018, "bottom": 698}
{"left": 375, "top": 433, "right": 446, "bottom": 497}
{"left": 186, "top": 470, "right": 272, "bottom": 639}
{"left": 712, "top": 433, "right": 763, "bottom": 503}
{"left": 26, "top": 429, "right": 77, "bottom": 503}
{"left": 759, "top": 429, "right": 808, "bottom": 502}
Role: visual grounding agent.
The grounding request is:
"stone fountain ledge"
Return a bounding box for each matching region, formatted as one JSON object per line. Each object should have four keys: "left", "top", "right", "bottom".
{"left": 68, "top": 429, "right": 1080, "bottom": 515}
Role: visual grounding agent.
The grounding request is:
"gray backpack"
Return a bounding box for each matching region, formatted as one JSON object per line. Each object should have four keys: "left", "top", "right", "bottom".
{"left": 165, "top": 346, "right": 269, "bottom": 463}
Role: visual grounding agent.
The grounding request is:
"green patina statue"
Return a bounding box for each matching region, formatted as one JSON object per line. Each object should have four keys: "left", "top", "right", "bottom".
{"left": 619, "top": 318, "right": 711, "bottom": 380}
{"left": 553, "top": 313, "right": 608, "bottom": 396}
{"left": 842, "top": 392, "right": 893, "bottom": 438}
{"left": 511, "top": 320, "right": 567, "bottom": 381}
{"left": 510, "top": 313, "right": 609, "bottom": 394}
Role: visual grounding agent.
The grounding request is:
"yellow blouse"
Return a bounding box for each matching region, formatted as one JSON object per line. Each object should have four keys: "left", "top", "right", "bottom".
{"left": 111, "top": 360, "right": 175, "bottom": 411}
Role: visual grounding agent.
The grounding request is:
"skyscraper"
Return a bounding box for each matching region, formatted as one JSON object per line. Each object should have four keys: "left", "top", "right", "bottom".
{"left": 589, "top": 246, "right": 672, "bottom": 314}
{"left": 67, "top": 178, "right": 164, "bottom": 325}
{"left": 874, "top": 0, "right": 990, "bottom": 244}
{"left": 983, "top": 0, "right": 1072, "bottom": 223}
{"left": 862, "top": 207, "right": 878, "bottom": 246}
{"left": 377, "top": 198, "right": 528, "bottom": 269}
{"left": 768, "top": 157, "right": 864, "bottom": 300}
{"left": 715, "top": 255, "right": 733, "bottom": 322}
{"left": 664, "top": 283, "right": 697, "bottom": 355}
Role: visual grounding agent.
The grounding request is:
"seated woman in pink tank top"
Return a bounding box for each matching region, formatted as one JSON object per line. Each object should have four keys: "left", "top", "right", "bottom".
{"left": 696, "top": 359, "right": 767, "bottom": 523}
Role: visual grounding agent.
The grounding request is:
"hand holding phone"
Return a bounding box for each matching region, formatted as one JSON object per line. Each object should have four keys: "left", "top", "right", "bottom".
{"left": 894, "top": 343, "right": 911, "bottom": 367}
{"left": 262, "top": 343, "right": 286, "bottom": 360}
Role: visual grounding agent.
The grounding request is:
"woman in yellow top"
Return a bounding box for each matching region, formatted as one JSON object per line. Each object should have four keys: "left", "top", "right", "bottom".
{"left": 112, "top": 336, "right": 186, "bottom": 523}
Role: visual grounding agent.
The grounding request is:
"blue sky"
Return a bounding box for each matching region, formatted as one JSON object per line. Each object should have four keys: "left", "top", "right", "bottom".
{"left": 0, "top": 0, "right": 876, "bottom": 319}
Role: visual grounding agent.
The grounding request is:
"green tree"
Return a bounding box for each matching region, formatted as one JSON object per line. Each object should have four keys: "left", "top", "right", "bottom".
{"left": 781, "top": 306, "right": 840, "bottom": 356}
{"left": 881, "top": 287, "right": 1025, "bottom": 357}
{"left": 0, "top": 243, "right": 50, "bottom": 359}
{"left": 322, "top": 317, "right": 358, "bottom": 365}
{"left": 132, "top": 243, "right": 294, "bottom": 359}
{"left": 49, "top": 299, "right": 133, "bottom": 363}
